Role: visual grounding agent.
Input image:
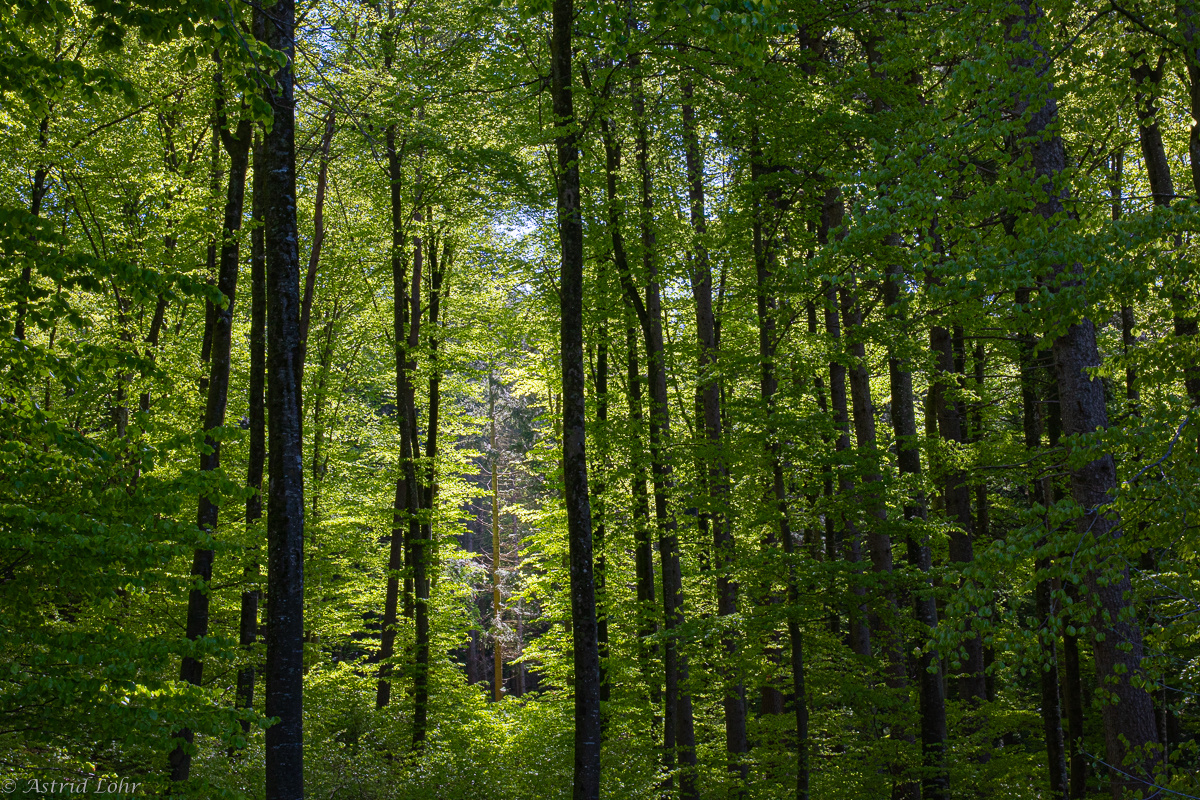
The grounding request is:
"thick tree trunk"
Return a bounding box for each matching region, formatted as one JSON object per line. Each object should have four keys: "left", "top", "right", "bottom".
{"left": 1009, "top": 3, "right": 1161, "bottom": 794}
{"left": 259, "top": 2, "right": 305, "bottom": 796}
{"left": 169, "top": 92, "right": 251, "bottom": 783}
{"left": 551, "top": 3, "right": 602, "bottom": 795}
{"left": 685, "top": 80, "right": 748, "bottom": 787}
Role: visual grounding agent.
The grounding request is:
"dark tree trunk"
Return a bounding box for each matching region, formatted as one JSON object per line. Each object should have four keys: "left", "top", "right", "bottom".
{"left": 552, "top": 3, "right": 602, "bottom": 795}
{"left": 297, "top": 107, "right": 336, "bottom": 404}
{"left": 593, "top": 286, "right": 610, "bottom": 707}
{"left": 1009, "top": 3, "right": 1161, "bottom": 794}
{"left": 685, "top": 79, "right": 748, "bottom": 787}
{"left": 626, "top": 310, "right": 660, "bottom": 704}
{"left": 1017, "top": 287, "right": 1069, "bottom": 800}
{"left": 15, "top": 114, "right": 50, "bottom": 342}
{"left": 238, "top": 134, "right": 266, "bottom": 732}
{"left": 376, "top": 12, "right": 414, "bottom": 709}
{"left": 259, "top": 1, "right": 306, "bottom": 795}
{"left": 884, "top": 260, "right": 949, "bottom": 800}
{"left": 169, "top": 85, "right": 252, "bottom": 783}
{"left": 927, "top": 293, "right": 986, "bottom": 702}
{"left": 818, "top": 194, "right": 869, "bottom": 658}
{"left": 407, "top": 222, "right": 428, "bottom": 743}
{"left": 628, "top": 50, "right": 698, "bottom": 798}
{"left": 750, "top": 145, "right": 809, "bottom": 800}
{"left": 595, "top": 87, "right": 659, "bottom": 709}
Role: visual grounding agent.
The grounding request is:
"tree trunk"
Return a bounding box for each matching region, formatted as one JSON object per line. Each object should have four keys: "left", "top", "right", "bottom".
{"left": 551, "top": 2, "right": 602, "bottom": 795}
{"left": 884, "top": 259, "right": 949, "bottom": 800}
{"left": 685, "top": 79, "right": 748, "bottom": 788}
{"left": 927, "top": 273, "right": 986, "bottom": 702}
{"left": 169, "top": 86, "right": 252, "bottom": 783}
{"left": 1017, "top": 287, "right": 1069, "bottom": 800}
{"left": 297, "top": 108, "right": 336, "bottom": 399}
{"left": 595, "top": 84, "right": 659, "bottom": 711}
{"left": 1009, "top": 3, "right": 1161, "bottom": 794}
{"left": 820, "top": 192, "right": 869, "bottom": 658}
{"left": 751, "top": 145, "right": 809, "bottom": 800}
{"left": 491, "top": 372, "right": 503, "bottom": 701}
{"left": 237, "top": 132, "right": 267, "bottom": 735}
{"left": 259, "top": 1, "right": 305, "bottom": 795}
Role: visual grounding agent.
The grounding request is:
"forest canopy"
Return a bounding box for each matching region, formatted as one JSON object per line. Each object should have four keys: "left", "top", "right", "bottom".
{"left": 2, "top": 0, "right": 1199, "bottom": 798}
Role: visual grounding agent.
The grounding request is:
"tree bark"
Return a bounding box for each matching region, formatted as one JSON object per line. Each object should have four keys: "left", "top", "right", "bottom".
{"left": 883, "top": 259, "right": 949, "bottom": 800}
{"left": 819, "top": 193, "right": 869, "bottom": 659}
{"left": 684, "top": 79, "right": 748, "bottom": 788}
{"left": 259, "top": 1, "right": 306, "bottom": 795}
{"left": 169, "top": 81, "right": 252, "bottom": 783}
{"left": 551, "top": 2, "right": 602, "bottom": 795}
{"left": 238, "top": 133, "right": 266, "bottom": 733}
{"left": 491, "top": 372, "right": 503, "bottom": 701}
{"left": 1017, "top": 287, "right": 1069, "bottom": 800}
{"left": 1009, "top": 3, "right": 1161, "bottom": 794}
{"left": 750, "top": 144, "right": 809, "bottom": 800}
{"left": 297, "top": 107, "right": 336, "bottom": 404}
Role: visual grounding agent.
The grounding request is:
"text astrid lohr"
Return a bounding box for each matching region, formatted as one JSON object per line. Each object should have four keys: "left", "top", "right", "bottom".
{"left": 2, "top": 777, "right": 142, "bottom": 795}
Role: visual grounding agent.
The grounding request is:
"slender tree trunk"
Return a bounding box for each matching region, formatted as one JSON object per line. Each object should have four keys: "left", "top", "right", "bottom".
{"left": 1009, "top": 4, "right": 1161, "bottom": 794}
{"left": 552, "top": 3, "right": 602, "bottom": 794}
{"left": 884, "top": 261, "right": 948, "bottom": 799}
{"left": 376, "top": 13, "right": 414, "bottom": 706}
{"left": 751, "top": 146, "right": 809, "bottom": 800}
{"left": 819, "top": 190, "right": 869, "bottom": 659}
{"left": 685, "top": 79, "right": 748, "bottom": 788}
{"left": 237, "top": 134, "right": 266, "bottom": 732}
{"left": 627, "top": 309, "right": 660, "bottom": 705}
{"left": 595, "top": 87, "right": 659, "bottom": 711}
{"left": 408, "top": 219, "right": 429, "bottom": 745}
{"left": 1017, "top": 286, "right": 1069, "bottom": 800}
{"left": 15, "top": 114, "right": 50, "bottom": 342}
{"left": 169, "top": 89, "right": 251, "bottom": 783}
{"left": 491, "top": 373, "right": 503, "bottom": 701}
{"left": 629, "top": 51, "right": 698, "bottom": 797}
{"left": 259, "top": 1, "right": 305, "bottom": 795}
{"left": 927, "top": 263, "right": 986, "bottom": 702}
{"left": 593, "top": 294, "right": 610, "bottom": 707}
{"left": 297, "top": 108, "right": 335, "bottom": 398}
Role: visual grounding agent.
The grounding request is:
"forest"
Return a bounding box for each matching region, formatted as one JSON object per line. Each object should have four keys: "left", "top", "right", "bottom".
{"left": 2, "top": 0, "right": 1199, "bottom": 798}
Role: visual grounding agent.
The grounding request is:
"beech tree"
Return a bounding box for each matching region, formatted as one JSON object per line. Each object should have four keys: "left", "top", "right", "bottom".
{"left": 3, "top": 0, "right": 1200, "bottom": 799}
